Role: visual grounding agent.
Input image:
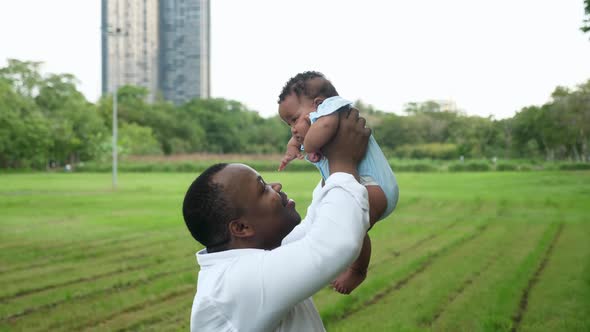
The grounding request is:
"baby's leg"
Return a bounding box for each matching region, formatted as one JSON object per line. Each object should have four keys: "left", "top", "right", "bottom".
{"left": 332, "top": 185, "right": 386, "bottom": 294}
{"left": 366, "top": 185, "right": 387, "bottom": 227}
{"left": 332, "top": 234, "right": 371, "bottom": 294}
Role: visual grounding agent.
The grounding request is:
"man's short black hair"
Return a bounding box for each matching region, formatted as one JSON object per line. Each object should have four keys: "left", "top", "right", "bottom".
{"left": 277, "top": 71, "right": 339, "bottom": 103}
{"left": 182, "top": 163, "right": 241, "bottom": 248}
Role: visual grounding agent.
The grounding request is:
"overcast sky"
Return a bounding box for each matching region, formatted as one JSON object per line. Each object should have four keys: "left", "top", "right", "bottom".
{"left": 1, "top": 0, "right": 590, "bottom": 119}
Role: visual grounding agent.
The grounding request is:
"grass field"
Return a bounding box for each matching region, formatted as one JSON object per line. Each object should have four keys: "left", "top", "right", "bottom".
{"left": 1, "top": 170, "right": 589, "bottom": 331}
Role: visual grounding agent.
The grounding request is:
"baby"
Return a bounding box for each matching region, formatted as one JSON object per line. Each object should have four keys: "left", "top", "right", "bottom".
{"left": 277, "top": 71, "right": 399, "bottom": 294}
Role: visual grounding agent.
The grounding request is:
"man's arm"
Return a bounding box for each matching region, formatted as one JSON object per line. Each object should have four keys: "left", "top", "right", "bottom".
{"left": 260, "top": 173, "right": 369, "bottom": 315}
{"left": 255, "top": 109, "right": 371, "bottom": 320}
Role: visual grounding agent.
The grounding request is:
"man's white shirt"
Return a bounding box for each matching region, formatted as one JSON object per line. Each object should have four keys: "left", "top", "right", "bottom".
{"left": 190, "top": 173, "right": 370, "bottom": 332}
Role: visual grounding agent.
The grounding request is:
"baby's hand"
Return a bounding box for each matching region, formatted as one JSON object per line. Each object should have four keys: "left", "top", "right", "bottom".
{"left": 278, "top": 146, "right": 303, "bottom": 171}
{"left": 307, "top": 152, "right": 323, "bottom": 163}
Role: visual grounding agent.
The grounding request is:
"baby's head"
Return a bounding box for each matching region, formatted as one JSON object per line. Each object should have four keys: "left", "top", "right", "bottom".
{"left": 277, "top": 71, "right": 338, "bottom": 144}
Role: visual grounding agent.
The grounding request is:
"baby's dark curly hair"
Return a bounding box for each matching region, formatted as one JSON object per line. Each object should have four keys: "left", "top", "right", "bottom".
{"left": 277, "top": 71, "right": 339, "bottom": 103}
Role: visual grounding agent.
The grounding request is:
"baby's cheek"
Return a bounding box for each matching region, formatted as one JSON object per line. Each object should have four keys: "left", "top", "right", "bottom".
{"left": 299, "top": 123, "right": 310, "bottom": 137}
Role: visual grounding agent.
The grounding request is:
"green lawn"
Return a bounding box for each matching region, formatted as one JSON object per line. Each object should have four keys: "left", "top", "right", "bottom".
{"left": 1, "top": 171, "right": 589, "bottom": 331}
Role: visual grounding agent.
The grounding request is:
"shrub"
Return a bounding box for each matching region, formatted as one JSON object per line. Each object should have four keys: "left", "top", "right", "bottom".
{"left": 390, "top": 162, "right": 438, "bottom": 172}
{"left": 496, "top": 163, "right": 517, "bottom": 171}
{"left": 559, "top": 163, "right": 590, "bottom": 171}
{"left": 449, "top": 161, "right": 491, "bottom": 172}
{"left": 394, "top": 143, "right": 459, "bottom": 160}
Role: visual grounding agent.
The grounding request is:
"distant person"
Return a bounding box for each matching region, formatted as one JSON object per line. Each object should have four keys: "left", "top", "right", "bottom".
{"left": 183, "top": 109, "right": 371, "bottom": 331}
{"left": 277, "top": 71, "right": 399, "bottom": 294}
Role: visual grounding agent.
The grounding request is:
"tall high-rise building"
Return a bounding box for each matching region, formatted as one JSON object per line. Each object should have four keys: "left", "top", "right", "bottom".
{"left": 160, "top": 0, "right": 210, "bottom": 104}
{"left": 101, "top": 0, "right": 210, "bottom": 103}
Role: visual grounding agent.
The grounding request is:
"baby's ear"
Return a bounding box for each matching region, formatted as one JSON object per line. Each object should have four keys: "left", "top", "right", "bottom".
{"left": 313, "top": 97, "right": 324, "bottom": 108}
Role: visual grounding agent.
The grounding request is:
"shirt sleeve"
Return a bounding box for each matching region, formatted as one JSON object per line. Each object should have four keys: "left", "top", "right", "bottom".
{"left": 258, "top": 173, "right": 370, "bottom": 322}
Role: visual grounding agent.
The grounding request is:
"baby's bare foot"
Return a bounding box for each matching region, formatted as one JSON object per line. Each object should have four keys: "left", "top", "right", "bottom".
{"left": 331, "top": 267, "right": 367, "bottom": 295}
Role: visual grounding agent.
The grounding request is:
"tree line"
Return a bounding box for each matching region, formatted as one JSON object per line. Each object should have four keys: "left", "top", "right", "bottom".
{"left": 0, "top": 59, "right": 589, "bottom": 169}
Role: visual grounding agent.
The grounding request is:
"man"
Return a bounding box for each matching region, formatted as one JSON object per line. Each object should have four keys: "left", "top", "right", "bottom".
{"left": 182, "top": 109, "right": 371, "bottom": 331}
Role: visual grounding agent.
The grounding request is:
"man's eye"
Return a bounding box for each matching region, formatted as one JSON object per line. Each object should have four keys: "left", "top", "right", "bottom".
{"left": 260, "top": 180, "right": 268, "bottom": 192}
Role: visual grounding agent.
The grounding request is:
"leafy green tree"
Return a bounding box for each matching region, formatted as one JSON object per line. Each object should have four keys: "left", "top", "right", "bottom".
{"left": 548, "top": 81, "right": 590, "bottom": 160}
{"left": 180, "top": 99, "right": 242, "bottom": 153}
{"left": 0, "top": 82, "right": 52, "bottom": 168}
{"left": 0, "top": 59, "right": 43, "bottom": 97}
{"left": 582, "top": 0, "right": 590, "bottom": 36}
{"left": 118, "top": 123, "right": 162, "bottom": 155}
{"left": 4, "top": 57, "right": 590, "bottom": 169}
{"left": 36, "top": 73, "right": 107, "bottom": 163}
{"left": 160, "top": 100, "right": 206, "bottom": 154}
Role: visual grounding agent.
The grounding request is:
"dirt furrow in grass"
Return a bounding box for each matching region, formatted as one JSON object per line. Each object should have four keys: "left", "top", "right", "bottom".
{"left": 397, "top": 220, "right": 461, "bottom": 253}
{"left": 429, "top": 222, "right": 559, "bottom": 331}
{"left": 29, "top": 272, "right": 195, "bottom": 332}
{"left": 510, "top": 223, "right": 564, "bottom": 332}
{"left": 0, "top": 233, "right": 148, "bottom": 272}
{"left": 0, "top": 231, "right": 178, "bottom": 275}
{"left": 0, "top": 225, "right": 83, "bottom": 250}
{"left": 1, "top": 256, "right": 194, "bottom": 321}
{"left": 331, "top": 224, "right": 488, "bottom": 322}
{"left": 313, "top": 217, "right": 473, "bottom": 305}
{"left": 85, "top": 291, "right": 192, "bottom": 332}
{"left": 518, "top": 223, "right": 590, "bottom": 331}
{"left": 0, "top": 249, "right": 181, "bottom": 302}
{"left": 114, "top": 308, "right": 187, "bottom": 332}
{"left": 428, "top": 252, "right": 500, "bottom": 325}
{"left": 367, "top": 219, "right": 461, "bottom": 270}
{"left": 78, "top": 287, "right": 192, "bottom": 332}
{"left": 0, "top": 235, "right": 189, "bottom": 292}
{"left": 0, "top": 264, "right": 153, "bottom": 302}
{"left": 0, "top": 267, "right": 194, "bottom": 330}
{"left": 1, "top": 216, "right": 92, "bottom": 236}
{"left": 326, "top": 222, "right": 545, "bottom": 331}
{"left": 134, "top": 309, "right": 190, "bottom": 332}
{"left": 365, "top": 197, "right": 488, "bottom": 270}
{"left": 315, "top": 220, "right": 483, "bottom": 322}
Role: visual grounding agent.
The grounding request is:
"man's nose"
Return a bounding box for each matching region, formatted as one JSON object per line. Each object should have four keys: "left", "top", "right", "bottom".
{"left": 270, "top": 183, "right": 282, "bottom": 192}
{"left": 290, "top": 126, "right": 297, "bottom": 135}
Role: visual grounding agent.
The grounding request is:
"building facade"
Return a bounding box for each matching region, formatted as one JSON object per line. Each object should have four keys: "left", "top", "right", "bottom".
{"left": 102, "top": 0, "right": 210, "bottom": 103}
{"left": 159, "top": 0, "right": 210, "bottom": 104}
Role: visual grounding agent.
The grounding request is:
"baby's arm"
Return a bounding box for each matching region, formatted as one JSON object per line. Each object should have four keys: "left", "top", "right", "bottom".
{"left": 278, "top": 136, "right": 303, "bottom": 171}
{"left": 303, "top": 113, "right": 339, "bottom": 156}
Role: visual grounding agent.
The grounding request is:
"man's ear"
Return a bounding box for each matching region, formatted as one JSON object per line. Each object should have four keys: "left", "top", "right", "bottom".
{"left": 228, "top": 218, "right": 255, "bottom": 239}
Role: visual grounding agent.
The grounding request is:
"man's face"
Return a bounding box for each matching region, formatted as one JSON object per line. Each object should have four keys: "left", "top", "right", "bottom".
{"left": 214, "top": 164, "right": 301, "bottom": 250}
{"left": 278, "top": 93, "right": 314, "bottom": 146}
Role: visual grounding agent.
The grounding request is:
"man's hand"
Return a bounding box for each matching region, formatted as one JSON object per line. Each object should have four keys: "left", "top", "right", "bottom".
{"left": 323, "top": 108, "right": 371, "bottom": 180}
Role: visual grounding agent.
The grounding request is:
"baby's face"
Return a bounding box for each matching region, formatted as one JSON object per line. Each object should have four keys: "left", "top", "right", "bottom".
{"left": 278, "top": 94, "right": 315, "bottom": 145}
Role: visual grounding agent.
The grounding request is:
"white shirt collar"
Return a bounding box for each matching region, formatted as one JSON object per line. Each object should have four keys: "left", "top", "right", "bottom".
{"left": 196, "top": 247, "right": 263, "bottom": 268}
